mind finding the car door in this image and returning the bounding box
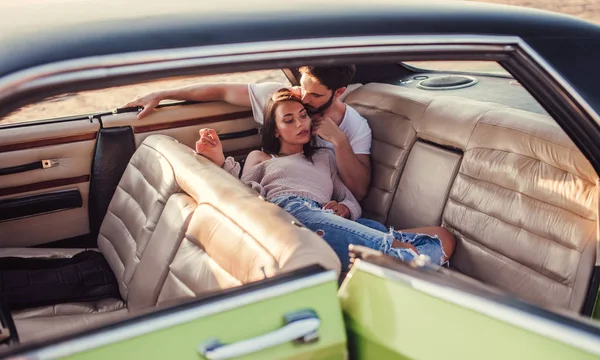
[339,248,600,360]
[0,98,262,249]
[0,118,100,248]
[4,266,347,360]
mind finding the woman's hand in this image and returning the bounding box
[323,201,351,219]
[195,128,225,167]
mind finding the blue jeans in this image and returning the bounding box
[271,195,445,272]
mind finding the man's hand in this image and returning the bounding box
[121,91,165,119]
[323,201,351,219]
[312,117,347,146]
[195,128,225,167]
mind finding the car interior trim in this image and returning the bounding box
[0,161,44,177]
[583,267,600,316]
[218,128,260,141]
[16,268,337,360]
[0,175,90,197]
[0,189,82,222]
[132,110,253,133]
[88,127,136,242]
[0,132,97,153]
[355,259,600,356]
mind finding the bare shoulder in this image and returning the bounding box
[243,150,271,171]
[246,150,270,164]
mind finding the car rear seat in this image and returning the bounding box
[3,134,340,344]
[346,83,599,313]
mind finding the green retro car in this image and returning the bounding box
[1,0,600,359]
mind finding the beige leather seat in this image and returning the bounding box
[4,134,340,344]
[346,83,599,313]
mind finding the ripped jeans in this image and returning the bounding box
[271,195,445,272]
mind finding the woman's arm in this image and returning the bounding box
[195,129,268,197]
[238,151,270,197]
[326,151,362,221]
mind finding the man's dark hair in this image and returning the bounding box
[262,88,317,162]
[298,65,356,90]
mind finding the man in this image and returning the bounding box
[123,65,372,200]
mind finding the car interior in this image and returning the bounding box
[0,60,598,348]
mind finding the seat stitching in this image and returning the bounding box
[368,184,394,194]
[351,99,429,118]
[456,231,574,291]
[104,209,142,263]
[115,185,148,223]
[372,157,404,171]
[464,107,501,150]
[196,203,279,267]
[448,198,580,286]
[466,147,596,187]
[476,121,579,151]
[448,194,583,254]
[372,137,413,150]
[166,269,197,296]
[97,233,129,291]
[458,170,596,222]
[126,161,163,200]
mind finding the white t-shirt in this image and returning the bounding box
[248,82,372,155]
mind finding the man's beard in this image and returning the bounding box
[305,92,335,117]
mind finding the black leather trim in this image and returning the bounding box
[219,128,259,141]
[0,189,82,221]
[88,127,136,242]
[0,161,42,176]
[582,266,600,316]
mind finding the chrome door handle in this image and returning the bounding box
[197,309,320,360]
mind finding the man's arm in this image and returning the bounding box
[332,138,371,201]
[122,83,251,119]
[312,117,371,200]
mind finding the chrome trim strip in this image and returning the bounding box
[355,260,600,356]
[26,270,337,360]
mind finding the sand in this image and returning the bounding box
[1,0,597,125]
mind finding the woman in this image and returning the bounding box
[195,88,455,271]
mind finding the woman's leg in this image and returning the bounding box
[357,218,453,263]
[356,218,420,253]
[402,226,456,262]
[273,196,444,270]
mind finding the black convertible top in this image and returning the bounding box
[2,0,600,112]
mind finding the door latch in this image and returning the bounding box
[42,159,59,169]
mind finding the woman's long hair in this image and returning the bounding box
[262,88,317,162]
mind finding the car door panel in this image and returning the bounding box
[0,189,82,222]
[0,119,99,247]
[339,256,600,360]
[9,267,346,360]
[101,102,261,159]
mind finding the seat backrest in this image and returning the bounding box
[347,83,599,312]
[345,84,433,223]
[441,105,598,312]
[97,138,182,300]
[106,135,341,310]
